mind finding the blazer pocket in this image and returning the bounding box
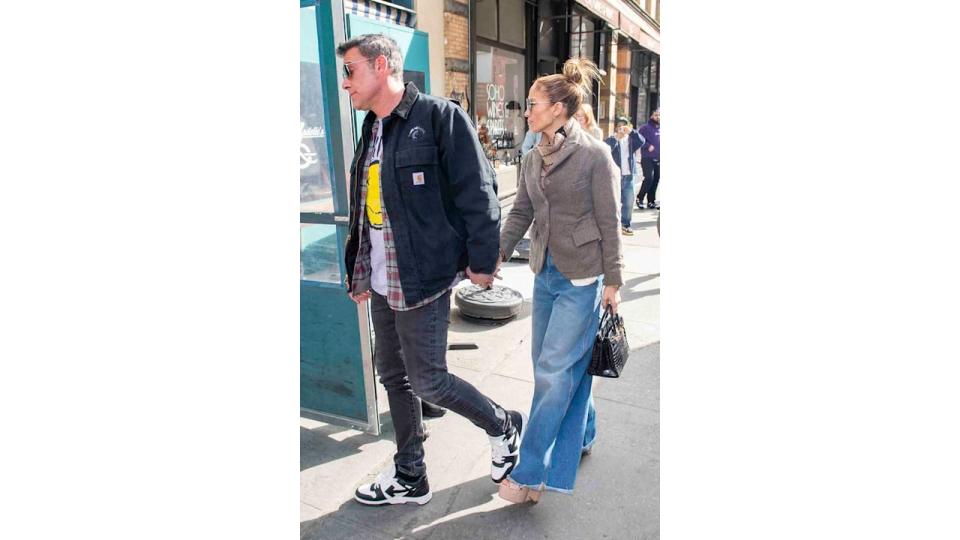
[572,220,601,247]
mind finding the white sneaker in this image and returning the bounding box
[354,465,432,506]
[489,410,526,483]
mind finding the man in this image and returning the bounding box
[338,34,525,507]
[604,117,645,235]
[636,109,660,210]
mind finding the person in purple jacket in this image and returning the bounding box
[635,109,660,210]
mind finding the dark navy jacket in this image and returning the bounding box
[603,130,645,177]
[344,83,501,306]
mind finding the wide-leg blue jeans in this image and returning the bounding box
[508,253,602,493]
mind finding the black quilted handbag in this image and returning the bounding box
[587,305,629,378]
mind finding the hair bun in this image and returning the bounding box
[562,59,584,86]
[534,57,603,119]
[562,57,601,97]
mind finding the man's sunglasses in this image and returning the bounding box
[342,58,372,79]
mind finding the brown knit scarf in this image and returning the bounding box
[536,118,577,190]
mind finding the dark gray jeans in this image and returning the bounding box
[370,290,509,478]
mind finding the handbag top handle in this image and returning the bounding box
[599,304,612,325]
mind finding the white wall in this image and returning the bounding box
[416,0,446,96]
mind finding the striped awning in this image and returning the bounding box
[345,0,417,29]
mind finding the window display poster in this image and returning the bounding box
[475,45,525,159]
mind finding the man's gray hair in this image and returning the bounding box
[336,34,404,80]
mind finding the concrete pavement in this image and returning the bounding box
[301,208,660,540]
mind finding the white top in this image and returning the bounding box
[618,137,631,176]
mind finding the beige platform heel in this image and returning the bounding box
[498,478,542,504]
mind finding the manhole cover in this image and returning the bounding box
[454,284,523,320]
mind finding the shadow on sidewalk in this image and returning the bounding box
[303,454,657,540]
[303,342,660,540]
[302,410,448,472]
[301,475,526,540]
[301,411,395,472]
[631,220,658,232]
[620,273,660,303]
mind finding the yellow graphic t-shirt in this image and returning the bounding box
[365,161,383,229]
[366,119,388,296]
[365,118,384,230]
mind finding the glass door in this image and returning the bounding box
[300,0,378,434]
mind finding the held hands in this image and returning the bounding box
[346,263,505,301]
[602,285,621,315]
[466,265,501,289]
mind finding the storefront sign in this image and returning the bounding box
[484,83,506,134]
[576,0,660,55]
[575,0,619,28]
[617,5,661,54]
[301,121,325,139]
[301,121,324,170]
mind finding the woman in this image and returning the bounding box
[574,102,603,140]
[496,58,624,503]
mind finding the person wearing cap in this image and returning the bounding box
[604,117,645,235]
[635,109,660,209]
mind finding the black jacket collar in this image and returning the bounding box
[363,82,420,129]
[392,82,419,119]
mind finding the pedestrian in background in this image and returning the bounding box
[636,108,660,209]
[604,116,645,235]
[338,33,525,507]
[520,129,541,157]
[574,103,603,140]
[497,57,624,504]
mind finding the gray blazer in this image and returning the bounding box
[500,120,624,287]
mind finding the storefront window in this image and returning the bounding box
[649,57,659,92]
[475,44,526,165]
[300,7,333,214]
[570,14,595,61]
[639,53,650,88]
[635,91,648,125]
[599,30,608,73]
[476,0,497,41]
[538,7,562,60]
[498,0,525,49]
[300,224,340,284]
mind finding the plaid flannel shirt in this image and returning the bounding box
[352,119,461,311]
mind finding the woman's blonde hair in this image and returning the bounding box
[579,103,599,130]
[533,57,603,119]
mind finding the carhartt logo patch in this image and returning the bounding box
[412,172,425,186]
[408,126,425,141]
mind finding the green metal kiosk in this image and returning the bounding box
[300,0,429,435]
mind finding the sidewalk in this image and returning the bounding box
[301,208,660,540]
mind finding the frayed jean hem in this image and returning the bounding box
[505,477,576,495]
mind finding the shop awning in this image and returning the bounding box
[345,0,417,29]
